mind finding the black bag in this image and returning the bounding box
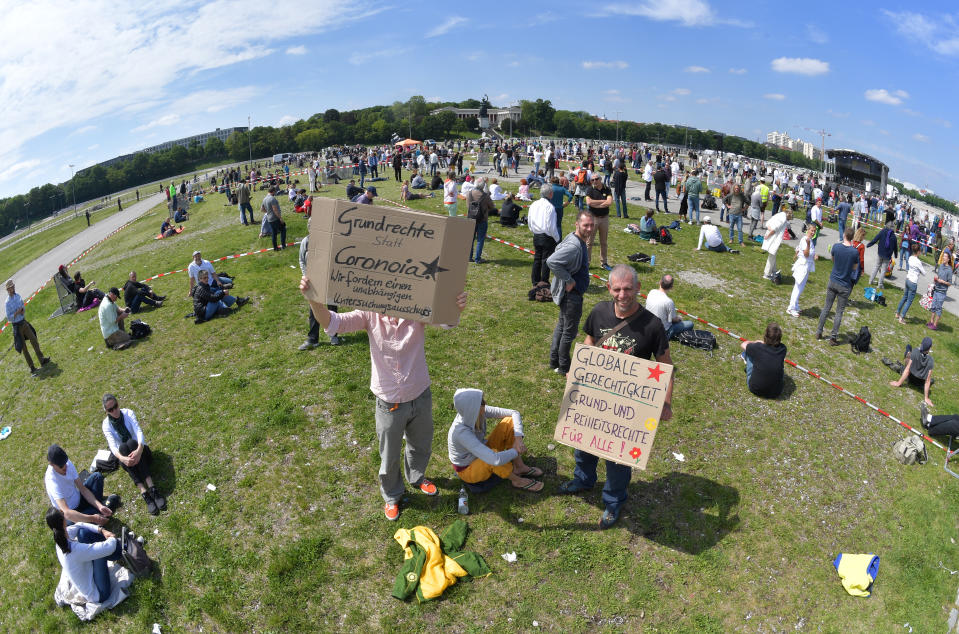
[677,329,717,351]
[121,527,153,579]
[467,193,482,220]
[527,281,552,302]
[627,252,652,263]
[851,326,871,353]
[658,227,673,245]
[130,320,151,339]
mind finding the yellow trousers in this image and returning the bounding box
[456,418,515,483]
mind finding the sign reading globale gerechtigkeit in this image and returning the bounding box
[305,198,474,325]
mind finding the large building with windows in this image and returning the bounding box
[429,106,521,126]
[141,127,247,154]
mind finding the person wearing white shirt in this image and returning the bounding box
[528,184,561,286]
[787,224,817,316]
[643,161,654,201]
[46,508,125,606]
[45,445,119,526]
[696,217,734,252]
[810,199,823,248]
[645,275,693,339]
[460,179,475,197]
[489,179,507,201]
[533,148,543,174]
[443,171,458,216]
[670,160,680,187]
[100,394,166,515]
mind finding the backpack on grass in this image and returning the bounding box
[658,227,673,245]
[850,326,871,353]
[121,527,153,579]
[677,329,716,351]
[130,320,151,339]
[892,436,927,465]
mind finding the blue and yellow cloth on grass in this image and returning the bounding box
[833,553,879,597]
[392,519,491,602]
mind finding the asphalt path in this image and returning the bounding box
[8,192,166,299]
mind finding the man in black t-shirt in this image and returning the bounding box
[740,323,787,398]
[584,174,614,271]
[558,265,674,529]
[122,271,165,313]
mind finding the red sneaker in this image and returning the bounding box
[384,502,400,521]
[417,479,438,496]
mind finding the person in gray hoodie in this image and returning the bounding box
[447,388,544,491]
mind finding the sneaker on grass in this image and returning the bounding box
[416,479,438,496]
[384,502,400,521]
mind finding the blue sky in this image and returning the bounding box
[1,0,957,201]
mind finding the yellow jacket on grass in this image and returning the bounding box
[833,553,880,597]
[392,519,491,602]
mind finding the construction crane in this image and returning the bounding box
[794,126,831,172]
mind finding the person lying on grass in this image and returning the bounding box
[447,388,544,492]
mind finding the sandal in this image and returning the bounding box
[512,478,544,492]
[517,466,544,478]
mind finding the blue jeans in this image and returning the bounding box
[655,189,669,212]
[550,291,583,373]
[741,351,754,384]
[728,214,743,244]
[572,449,631,514]
[666,320,694,339]
[360,172,366,187]
[897,280,918,317]
[614,190,628,217]
[75,526,123,603]
[708,242,730,253]
[816,280,852,339]
[238,202,254,224]
[471,220,488,261]
[204,294,236,320]
[74,472,105,517]
[689,197,701,222]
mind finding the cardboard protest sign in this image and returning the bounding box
[553,344,673,470]
[305,198,474,325]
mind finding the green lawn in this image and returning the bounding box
[1,174,956,632]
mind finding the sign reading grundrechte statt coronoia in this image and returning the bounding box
[305,198,474,325]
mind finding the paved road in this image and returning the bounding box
[8,192,166,299]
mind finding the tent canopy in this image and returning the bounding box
[395,138,421,146]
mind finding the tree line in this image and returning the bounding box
[0,96,859,237]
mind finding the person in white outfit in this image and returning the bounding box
[761,209,792,279]
[787,224,816,316]
[46,507,124,605]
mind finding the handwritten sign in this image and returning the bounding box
[305,198,474,324]
[553,344,673,470]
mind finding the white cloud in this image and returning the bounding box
[728,67,747,74]
[87,144,99,150]
[349,47,408,65]
[901,108,921,117]
[684,65,709,73]
[0,0,380,197]
[883,10,959,56]
[277,115,297,127]
[170,87,262,114]
[861,119,875,126]
[672,88,691,95]
[286,45,307,55]
[69,125,97,137]
[864,88,907,105]
[827,109,849,118]
[763,93,786,100]
[879,129,889,136]
[131,113,181,132]
[663,95,677,102]
[696,97,719,104]
[771,57,830,76]
[806,24,828,44]
[426,16,466,38]
[605,89,620,95]
[605,0,749,27]
[934,118,952,128]
[581,60,629,69]
[913,133,929,142]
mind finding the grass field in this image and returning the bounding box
[1,172,957,632]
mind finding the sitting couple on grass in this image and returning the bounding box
[448,389,544,492]
[192,270,249,323]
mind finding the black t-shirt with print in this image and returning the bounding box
[583,301,668,359]
[585,185,612,218]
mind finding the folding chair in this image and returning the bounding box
[49,275,77,319]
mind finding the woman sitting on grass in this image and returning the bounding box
[46,506,124,608]
[447,388,544,492]
[516,179,531,202]
[58,266,103,309]
[400,181,433,202]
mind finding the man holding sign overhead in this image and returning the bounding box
[557,264,674,529]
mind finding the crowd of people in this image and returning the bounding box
[6,136,958,619]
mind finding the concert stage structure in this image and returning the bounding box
[826,149,889,195]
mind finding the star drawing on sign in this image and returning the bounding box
[419,256,449,280]
[647,363,665,382]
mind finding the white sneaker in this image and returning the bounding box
[786,309,800,317]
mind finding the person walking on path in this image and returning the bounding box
[815,227,859,345]
[866,221,898,289]
[5,278,50,375]
[895,242,924,325]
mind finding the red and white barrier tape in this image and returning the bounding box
[142,241,300,282]
[485,231,947,452]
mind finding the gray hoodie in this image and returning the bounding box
[447,388,524,468]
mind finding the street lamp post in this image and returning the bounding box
[247,116,253,168]
[615,111,621,144]
[69,164,77,218]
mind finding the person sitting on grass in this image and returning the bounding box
[516,179,531,201]
[696,217,739,253]
[410,172,427,189]
[919,402,959,438]
[351,187,377,205]
[45,444,120,527]
[400,181,434,201]
[888,336,934,407]
[345,179,364,200]
[447,388,544,492]
[100,394,167,516]
[192,270,248,324]
[46,506,125,609]
[98,288,133,350]
[173,206,188,223]
[58,266,103,309]
[122,271,164,313]
[499,192,521,227]
[489,178,507,201]
[639,208,658,240]
[740,322,787,398]
[295,194,313,217]
[188,250,232,296]
[159,219,177,238]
